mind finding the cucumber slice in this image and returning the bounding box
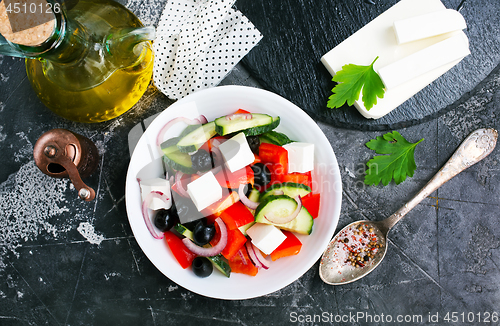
[174,224,232,277]
[161,145,195,174]
[269,116,281,130]
[248,188,261,202]
[259,134,279,145]
[160,137,180,152]
[215,113,276,136]
[261,182,311,201]
[176,122,216,153]
[238,221,255,236]
[179,124,202,139]
[254,195,313,235]
[259,131,294,146]
[174,223,194,238]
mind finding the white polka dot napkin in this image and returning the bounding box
[153,0,263,100]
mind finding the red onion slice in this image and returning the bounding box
[245,241,270,270]
[196,115,208,124]
[156,117,200,147]
[237,249,248,265]
[141,190,170,239]
[182,218,228,257]
[265,195,302,224]
[175,171,189,198]
[225,113,253,121]
[210,146,223,167]
[238,184,259,210]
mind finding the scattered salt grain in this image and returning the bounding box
[77,222,105,245]
[0,161,70,270]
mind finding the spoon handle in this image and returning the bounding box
[381,128,498,232]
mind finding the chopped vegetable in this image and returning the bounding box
[301,193,320,219]
[220,200,255,229]
[140,110,322,278]
[238,183,259,210]
[211,225,248,260]
[141,190,170,239]
[192,257,213,278]
[215,166,254,189]
[202,191,239,217]
[327,57,385,111]
[245,241,270,269]
[182,218,228,257]
[265,195,303,224]
[229,245,258,276]
[258,143,288,174]
[277,171,312,188]
[364,131,424,186]
[270,231,302,261]
[156,117,201,148]
[164,231,197,269]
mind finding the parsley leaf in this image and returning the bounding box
[327,57,385,110]
[364,131,424,186]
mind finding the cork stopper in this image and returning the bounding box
[0,0,56,46]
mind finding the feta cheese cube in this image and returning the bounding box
[246,223,287,255]
[218,132,255,173]
[283,142,315,173]
[186,171,223,211]
[140,178,172,210]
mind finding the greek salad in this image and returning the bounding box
[137,109,321,278]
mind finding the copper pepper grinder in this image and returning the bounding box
[33,129,99,201]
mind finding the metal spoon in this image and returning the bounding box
[320,128,498,285]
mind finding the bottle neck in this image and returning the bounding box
[3,3,88,64]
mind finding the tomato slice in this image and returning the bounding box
[219,201,255,230]
[228,243,259,276]
[210,222,248,260]
[202,191,239,217]
[215,166,254,189]
[278,171,312,188]
[302,193,320,219]
[164,231,197,269]
[270,231,302,261]
[258,143,288,174]
[233,109,251,114]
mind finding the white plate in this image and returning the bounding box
[125,85,342,300]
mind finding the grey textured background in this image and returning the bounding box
[0,0,499,325]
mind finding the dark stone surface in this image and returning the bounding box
[235,0,500,130]
[0,0,499,325]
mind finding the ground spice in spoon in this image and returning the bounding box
[321,223,380,272]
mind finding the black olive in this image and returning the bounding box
[191,149,214,171]
[171,194,203,224]
[244,183,252,197]
[182,217,206,231]
[251,163,272,190]
[193,220,216,246]
[192,257,213,278]
[154,208,179,232]
[246,136,260,154]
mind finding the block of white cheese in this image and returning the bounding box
[321,0,469,119]
[378,34,470,90]
[246,223,287,255]
[218,132,255,173]
[283,142,314,173]
[186,171,223,211]
[394,9,467,44]
[140,178,172,210]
